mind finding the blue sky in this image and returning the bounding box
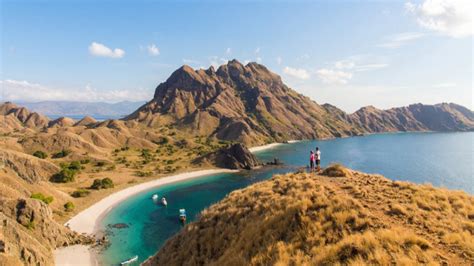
[1,0,472,112]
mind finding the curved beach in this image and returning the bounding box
[54,142,283,265]
[54,169,237,265]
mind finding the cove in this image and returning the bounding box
[99,132,473,265]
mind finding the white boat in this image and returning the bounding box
[120,255,138,265]
[179,208,186,223]
[161,197,168,206]
[151,194,158,200]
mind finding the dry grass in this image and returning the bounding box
[144,170,473,265]
[322,163,350,177]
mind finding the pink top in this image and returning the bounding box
[310,154,315,161]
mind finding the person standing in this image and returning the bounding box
[309,151,315,172]
[315,147,321,171]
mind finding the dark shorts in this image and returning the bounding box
[310,160,315,168]
[316,160,320,165]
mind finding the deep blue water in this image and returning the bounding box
[99,132,473,265]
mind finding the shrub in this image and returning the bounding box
[50,168,76,183]
[64,201,75,212]
[96,161,106,167]
[68,161,82,171]
[52,149,70,159]
[91,178,114,190]
[71,189,90,198]
[136,171,153,177]
[32,150,47,159]
[80,159,90,164]
[30,193,54,205]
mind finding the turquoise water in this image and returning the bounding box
[99,132,473,265]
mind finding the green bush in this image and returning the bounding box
[90,178,114,190]
[50,168,76,183]
[135,171,153,177]
[71,189,90,198]
[64,201,75,212]
[96,161,106,167]
[80,159,90,164]
[52,149,70,159]
[32,150,47,159]
[68,161,82,171]
[30,193,54,205]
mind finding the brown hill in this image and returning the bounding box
[144,166,474,265]
[126,61,474,146]
[0,102,50,129]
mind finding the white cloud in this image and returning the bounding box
[209,56,228,69]
[405,0,473,38]
[226,47,232,55]
[283,66,310,80]
[316,69,353,84]
[256,57,262,63]
[88,42,125,58]
[0,79,152,102]
[147,44,160,56]
[316,55,388,84]
[377,32,425,48]
[254,47,260,54]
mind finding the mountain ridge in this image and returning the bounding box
[125,60,474,146]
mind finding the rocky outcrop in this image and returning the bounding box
[126,61,474,146]
[0,198,91,266]
[195,143,261,169]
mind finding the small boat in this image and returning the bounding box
[120,255,138,265]
[161,197,168,206]
[151,194,158,200]
[179,208,186,223]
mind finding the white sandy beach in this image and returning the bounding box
[248,143,283,152]
[54,169,237,265]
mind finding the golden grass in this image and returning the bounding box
[144,171,473,265]
[322,163,350,177]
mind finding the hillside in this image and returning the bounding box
[126,60,474,146]
[145,166,474,265]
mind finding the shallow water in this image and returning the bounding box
[99,132,473,265]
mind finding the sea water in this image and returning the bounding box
[99,132,473,265]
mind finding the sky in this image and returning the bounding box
[1,0,472,112]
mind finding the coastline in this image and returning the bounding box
[55,141,298,265]
[54,168,237,266]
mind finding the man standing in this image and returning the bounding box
[315,147,321,171]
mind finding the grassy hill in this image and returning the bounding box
[144,165,474,265]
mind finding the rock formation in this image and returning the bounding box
[195,143,261,169]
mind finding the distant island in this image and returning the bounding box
[1,60,473,265]
[18,100,145,120]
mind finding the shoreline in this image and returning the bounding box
[55,141,298,265]
[54,168,237,266]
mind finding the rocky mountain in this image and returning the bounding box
[195,143,261,170]
[19,101,145,119]
[126,60,474,146]
[144,166,474,265]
